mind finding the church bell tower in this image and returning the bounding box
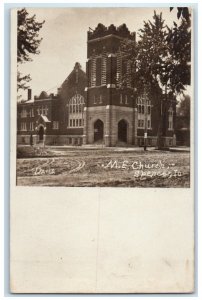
[83,23,138,146]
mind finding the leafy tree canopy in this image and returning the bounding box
[170,7,190,24]
[120,11,170,95]
[17,8,45,90]
[120,9,191,96]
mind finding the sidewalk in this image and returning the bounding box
[169,147,190,152]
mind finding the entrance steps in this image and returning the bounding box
[36,141,45,147]
[82,143,105,148]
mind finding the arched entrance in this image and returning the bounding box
[118,119,128,143]
[38,126,44,141]
[94,119,104,142]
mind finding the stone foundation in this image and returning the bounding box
[136,135,176,147]
[17,134,37,145]
[17,134,83,146]
[17,133,176,148]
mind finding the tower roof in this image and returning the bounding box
[88,23,133,40]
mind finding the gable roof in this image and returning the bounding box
[37,115,51,123]
[60,62,87,89]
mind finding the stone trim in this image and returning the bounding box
[86,106,108,112]
[107,84,116,88]
[108,105,134,112]
[108,53,116,58]
[87,85,107,90]
[88,34,122,43]
[86,105,135,112]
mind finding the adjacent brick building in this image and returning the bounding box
[17,23,176,147]
[17,62,87,146]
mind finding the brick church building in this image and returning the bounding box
[17,23,176,147]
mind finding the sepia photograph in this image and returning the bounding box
[15,7,192,187]
[9,5,195,294]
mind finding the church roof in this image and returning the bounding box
[39,115,51,123]
[39,91,49,99]
[60,62,87,90]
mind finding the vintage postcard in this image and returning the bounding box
[10,7,194,293]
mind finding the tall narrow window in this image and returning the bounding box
[30,122,34,131]
[53,121,59,129]
[126,61,132,88]
[116,50,122,87]
[120,94,123,104]
[20,122,27,131]
[125,95,128,104]
[91,56,96,87]
[168,107,173,130]
[21,108,27,118]
[101,52,107,85]
[45,106,48,115]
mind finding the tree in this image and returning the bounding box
[17,8,45,91]
[120,11,170,96]
[120,11,176,149]
[119,10,191,148]
[170,7,190,24]
[166,9,191,93]
[120,9,191,95]
[17,72,31,91]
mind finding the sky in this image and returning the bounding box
[17,7,180,100]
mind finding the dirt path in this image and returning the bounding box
[16,148,190,187]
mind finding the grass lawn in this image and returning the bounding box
[16,146,190,187]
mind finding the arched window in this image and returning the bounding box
[137,93,152,129]
[68,93,85,128]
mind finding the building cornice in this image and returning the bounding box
[88,34,123,43]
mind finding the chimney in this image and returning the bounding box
[28,89,32,100]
